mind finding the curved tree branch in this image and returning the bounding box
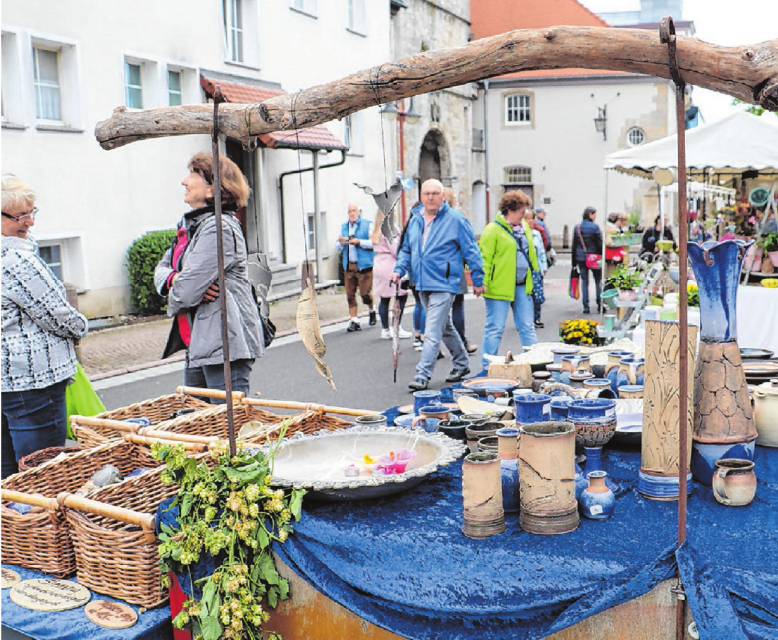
[95,26,778,150]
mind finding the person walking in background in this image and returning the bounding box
[479,190,539,371]
[2,175,89,478]
[641,215,677,257]
[534,207,556,267]
[155,152,262,400]
[571,206,604,314]
[392,179,484,391]
[370,211,411,340]
[337,203,377,332]
[443,187,477,355]
[526,209,548,328]
[604,212,629,282]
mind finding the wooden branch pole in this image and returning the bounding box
[70,415,143,434]
[1,489,59,512]
[175,386,245,401]
[95,26,778,149]
[57,493,156,533]
[243,397,378,417]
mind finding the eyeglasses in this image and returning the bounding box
[1,207,38,222]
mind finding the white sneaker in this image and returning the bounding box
[397,326,412,339]
[381,328,391,339]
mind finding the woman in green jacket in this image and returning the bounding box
[479,190,539,370]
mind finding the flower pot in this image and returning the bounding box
[618,289,637,302]
[513,393,551,424]
[769,250,778,268]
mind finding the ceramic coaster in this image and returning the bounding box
[1,567,21,589]
[9,579,90,611]
[85,600,138,629]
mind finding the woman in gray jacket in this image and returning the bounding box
[155,153,262,400]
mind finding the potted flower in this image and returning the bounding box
[762,231,778,267]
[605,268,644,301]
[559,318,605,346]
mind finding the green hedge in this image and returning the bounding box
[126,229,176,315]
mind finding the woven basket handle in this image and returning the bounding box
[138,428,218,445]
[242,397,377,417]
[57,493,156,532]
[175,386,245,401]
[1,489,59,511]
[122,433,209,452]
[70,415,142,433]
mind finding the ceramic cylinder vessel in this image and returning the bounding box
[616,357,645,388]
[461,452,505,538]
[413,390,441,415]
[618,385,644,399]
[513,393,551,424]
[477,436,499,453]
[464,421,501,453]
[518,421,578,535]
[551,347,580,364]
[496,427,520,514]
[583,378,616,399]
[688,240,757,486]
[579,471,616,519]
[437,419,468,443]
[532,371,552,393]
[412,405,450,434]
[560,355,591,384]
[711,458,756,507]
[639,320,698,500]
[605,351,633,392]
[549,398,573,421]
[754,379,778,447]
[355,414,387,427]
[546,363,563,382]
[568,369,595,389]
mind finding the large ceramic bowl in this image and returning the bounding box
[269,426,467,501]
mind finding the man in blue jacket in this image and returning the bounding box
[392,179,485,391]
[337,203,376,332]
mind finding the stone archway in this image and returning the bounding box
[418,129,451,189]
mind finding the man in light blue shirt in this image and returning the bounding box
[337,203,376,332]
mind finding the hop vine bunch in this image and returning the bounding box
[152,424,305,640]
[559,318,605,346]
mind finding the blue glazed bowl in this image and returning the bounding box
[567,398,617,421]
[549,397,573,421]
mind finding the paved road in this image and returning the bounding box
[95,259,585,413]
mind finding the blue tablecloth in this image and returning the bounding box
[275,441,778,640]
[1,565,171,640]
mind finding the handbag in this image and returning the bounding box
[569,264,581,300]
[65,362,106,439]
[605,246,626,264]
[260,313,276,349]
[531,269,545,305]
[577,225,602,270]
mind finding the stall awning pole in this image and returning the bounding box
[661,17,689,640]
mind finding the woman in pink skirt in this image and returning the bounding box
[371,212,411,339]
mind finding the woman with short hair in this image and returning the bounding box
[2,175,88,478]
[155,152,262,400]
[571,206,604,314]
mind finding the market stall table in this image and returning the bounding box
[737,285,778,355]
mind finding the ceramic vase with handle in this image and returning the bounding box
[711,458,756,507]
[687,240,757,486]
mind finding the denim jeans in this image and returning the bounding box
[416,291,468,380]
[452,293,467,343]
[481,287,537,371]
[184,358,254,404]
[412,288,425,335]
[578,261,602,312]
[2,380,68,479]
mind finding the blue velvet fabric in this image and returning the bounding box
[274,442,778,640]
[1,564,171,640]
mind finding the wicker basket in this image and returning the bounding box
[70,387,243,448]
[0,438,198,578]
[17,445,84,472]
[62,464,181,607]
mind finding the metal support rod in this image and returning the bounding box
[211,86,237,458]
[660,17,689,640]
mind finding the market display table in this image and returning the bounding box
[1,565,171,640]
[275,443,778,640]
[737,285,778,354]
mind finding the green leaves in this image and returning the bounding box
[289,489,305,521]
[125,229,177,316]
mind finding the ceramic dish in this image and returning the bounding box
[393,414,416,428]
[396,404,415,414]
[461,377,520,396]
[269,426,467,501]
[740,348,775,360]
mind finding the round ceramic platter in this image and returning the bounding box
[393,414,416,428]
[744,361,778,376]
[396,404,415,414]
[461,377,520,395]
[440,403,460,413]
[740,348,775,360]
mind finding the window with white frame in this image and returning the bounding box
[39,244,63,281]
[504,166,532,184]
[347,0,366,33]
[125,61,143,109]
[33,46,62,121]
[291,0,318,17]
[627,126,645,146]
[343,114,362,155]
[2,32,23,125]
[505,93,531,125]
[307,213,316,250]
[223,0,244,63]
[168,69,182,106]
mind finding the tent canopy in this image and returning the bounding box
[604,110,778,180]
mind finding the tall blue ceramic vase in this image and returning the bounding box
[687,240,757,485]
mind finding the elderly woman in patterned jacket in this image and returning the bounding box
[155,153,262,401]
[1,175,88,479]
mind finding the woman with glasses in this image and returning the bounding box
[154,153,262,401]
[1,175,88,479]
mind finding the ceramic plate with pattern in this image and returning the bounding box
[540,383,577,398]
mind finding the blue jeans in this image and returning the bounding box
[184,358,254,404]
[481,287,537,371]
[2,380,68,479]
[578,261,602,312]
[412,288,425,335]
[417,292,468,380]
[452,293,467,343]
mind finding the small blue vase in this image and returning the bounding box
[580,471,616,519]
[513,393,551,424]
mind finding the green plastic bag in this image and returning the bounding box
[65,363,106,439]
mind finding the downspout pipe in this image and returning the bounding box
[277,149,347,264]
[483,79,491,223]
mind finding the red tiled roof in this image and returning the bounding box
[470,0,626,81]
[200,75,347,151]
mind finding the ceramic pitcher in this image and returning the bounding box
[754,379,778,447]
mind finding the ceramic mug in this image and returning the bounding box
[712,458,756,507]
[412,405,451,433]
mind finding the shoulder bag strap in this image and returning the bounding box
[576,224,589,254]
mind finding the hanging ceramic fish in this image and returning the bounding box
[297,283,337,391]
[353,177,403,241]
[392,282,402,383]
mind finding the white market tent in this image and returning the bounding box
[604,110,778,180]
